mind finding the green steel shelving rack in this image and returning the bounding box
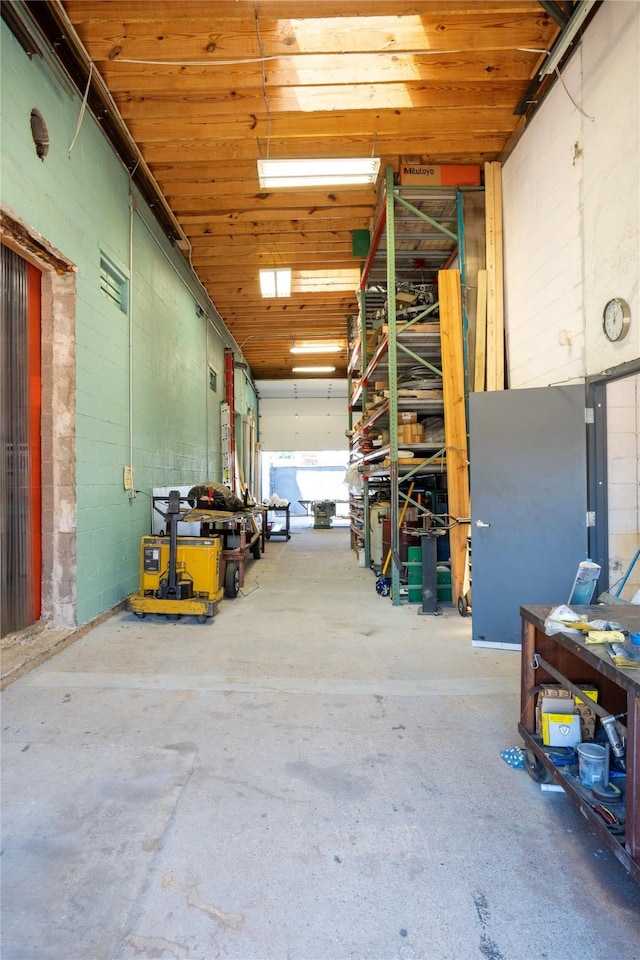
[349,166,482,605]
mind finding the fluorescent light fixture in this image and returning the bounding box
[259,268,291,298]
[292,366,336,373]
[539,0,595,77]
[258,157,380,188]
[290,344,341,354]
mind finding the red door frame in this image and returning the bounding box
[27,263,42,620]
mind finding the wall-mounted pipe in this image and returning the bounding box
[128,192,135,498]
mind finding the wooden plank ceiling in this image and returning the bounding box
[58,0,563,380]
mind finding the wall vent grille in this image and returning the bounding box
[100,254,128,312]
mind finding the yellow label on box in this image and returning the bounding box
[542,712,581,746]
[574,689,598,706]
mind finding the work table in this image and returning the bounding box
[519,604,640,883]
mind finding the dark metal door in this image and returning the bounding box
[1,246,42,637]
[469,385,588,648]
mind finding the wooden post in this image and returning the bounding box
[439,269,470,607]
[484,161,505,391]
[473,268,487,392]
[492,162,505,390]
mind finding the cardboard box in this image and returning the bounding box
[398,424,424,444]
[398,411,418,424]
[535,684,598,742]
[542,712,582,747]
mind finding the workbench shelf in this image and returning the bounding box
[519,604,640,884]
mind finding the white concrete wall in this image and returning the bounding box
[501,1,639,598]
[502,0,639,389]
[606,373,640,598]
[258,397,349,452]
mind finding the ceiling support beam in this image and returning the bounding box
[538,1,570,28]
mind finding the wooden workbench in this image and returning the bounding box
[519,604,640,883]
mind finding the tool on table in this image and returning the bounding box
[567,559,601,605]
[607,641,640,669]
[550,618,626,644]
[600,714,626,767]
[563,771,626,835]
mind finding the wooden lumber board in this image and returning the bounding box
[492,162,505,390]
[438,269,470,606]
[473,268,488,392]
[484,161,497,391]
[383,389,443,399]
[372,322,440,341]
[484,161,505,391]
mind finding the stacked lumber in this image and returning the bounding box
[439,269,471,607]
[481,161,505,391]
[386,388,443,400]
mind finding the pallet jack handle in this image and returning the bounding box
[165,489,182,597]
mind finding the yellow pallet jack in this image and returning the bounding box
[127,490,224,622]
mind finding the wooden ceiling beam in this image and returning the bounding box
[230,322,351,334]
[219,317,355,329]
[189,227,362,243]
[115,81,530,120]
[74,12,555,60]
[206,286,358,301]
[142,134,506,164]
[195,263,362,276]
[185,220,372,237]
[165,180,377,201]
[221,306,357,315]
[193,240,359,253]
[207,302,358,314]
[194,256,360,271]
[150,160,396,184]
[227,334,351,345]
[128,107,517,144]
[65,2,544,23]
[178,206,377,225]
[230,331,351,340]
[97,50,540,93]
[170,193,376,215]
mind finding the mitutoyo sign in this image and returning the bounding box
[399,164,481,187]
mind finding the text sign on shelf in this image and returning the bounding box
[399,164,481,187]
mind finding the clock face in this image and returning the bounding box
[603,298,631,342]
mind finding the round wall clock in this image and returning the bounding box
[602,298,631,342]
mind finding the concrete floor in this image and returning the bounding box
[2,524,639,960]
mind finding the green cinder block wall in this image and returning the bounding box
[1,23,257,625]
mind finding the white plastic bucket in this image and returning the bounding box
[577,742,608,787]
